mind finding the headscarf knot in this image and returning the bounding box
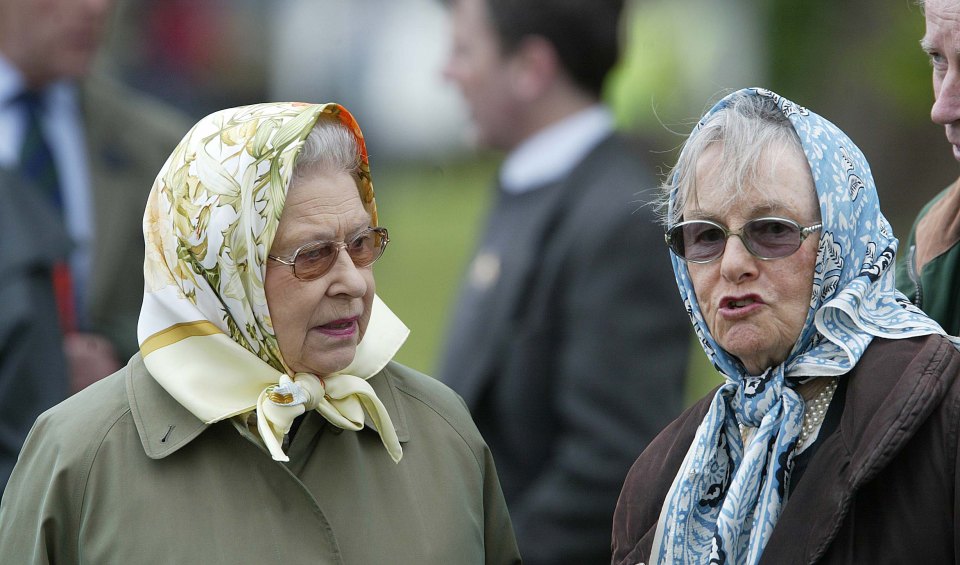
[256,371,402,464]
[734,367,786,428]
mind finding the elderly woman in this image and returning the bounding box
[611,88,960,564]
[0,103,521,564]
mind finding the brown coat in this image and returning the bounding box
[612,334,960,564]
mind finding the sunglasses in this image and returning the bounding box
[268,227,389,280]
[665,217,821,263]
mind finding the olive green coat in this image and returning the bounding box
[0,355,521,564]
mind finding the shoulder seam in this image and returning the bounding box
[75,406,134,548]
[393,386,485,473]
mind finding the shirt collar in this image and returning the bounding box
[499,104,614,194]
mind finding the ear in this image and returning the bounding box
[508,35,561,102]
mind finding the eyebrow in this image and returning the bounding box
[685,201,789,223]
[308,220,371,243]
[279,213,372,252]
[920,36,960,55]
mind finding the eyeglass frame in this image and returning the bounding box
[268,226,389,280]
[664,216,822,264]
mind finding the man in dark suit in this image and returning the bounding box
[0,0,188,489]
[438,0,690,562]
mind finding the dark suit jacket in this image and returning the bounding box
[0,167,71,491]
[439,133,690,564]
[81,75,190,359]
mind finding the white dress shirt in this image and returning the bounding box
[498,104,615,194]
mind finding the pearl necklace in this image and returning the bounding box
[799,377,839,448]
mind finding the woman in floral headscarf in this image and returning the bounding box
[611,88,960,564]
[0,102,521,564]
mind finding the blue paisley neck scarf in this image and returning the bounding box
[650,87,960,565]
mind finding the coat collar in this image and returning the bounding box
[127,354,411,460]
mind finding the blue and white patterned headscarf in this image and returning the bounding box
[650,87,960,565]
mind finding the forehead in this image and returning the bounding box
[924,0,960,37]
[685,141,819,222]
[276,172,370,243]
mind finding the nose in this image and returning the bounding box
[932,70,960,126]
[718,235,759,283]
[325,248,368,298]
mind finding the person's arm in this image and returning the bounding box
[510,210,690,564]
[0,413,82,563]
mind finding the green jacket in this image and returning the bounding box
[0,355,521,564]
[896,183,960,335]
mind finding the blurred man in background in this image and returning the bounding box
[0,0,188,490]
[899,0,960,333]
[438,0,690,562]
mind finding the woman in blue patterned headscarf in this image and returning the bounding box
[611,88,960,564]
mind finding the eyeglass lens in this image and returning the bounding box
[294,228,388,279]
[671,219,804,262]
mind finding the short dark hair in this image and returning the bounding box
[485,0,626,97]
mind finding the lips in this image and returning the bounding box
[314,316,360,337]
[322,319,355,330]
[718,294,764,318]
[726,298,754,309]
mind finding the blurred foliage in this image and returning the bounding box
[766,0,930,125]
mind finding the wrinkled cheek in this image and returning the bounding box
[356,310,372,343]
[698,300,719,340]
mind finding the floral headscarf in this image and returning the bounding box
[651,88,960,564]
[138,102,407,463]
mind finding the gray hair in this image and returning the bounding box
[292,115,362,183]
[659,92,807,226]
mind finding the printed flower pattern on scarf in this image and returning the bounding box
[812,232,843,306]
[142,103,377,370]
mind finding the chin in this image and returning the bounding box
[720,337,775,373]
[300,349,358,376]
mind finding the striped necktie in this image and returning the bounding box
[17,90,76,333]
